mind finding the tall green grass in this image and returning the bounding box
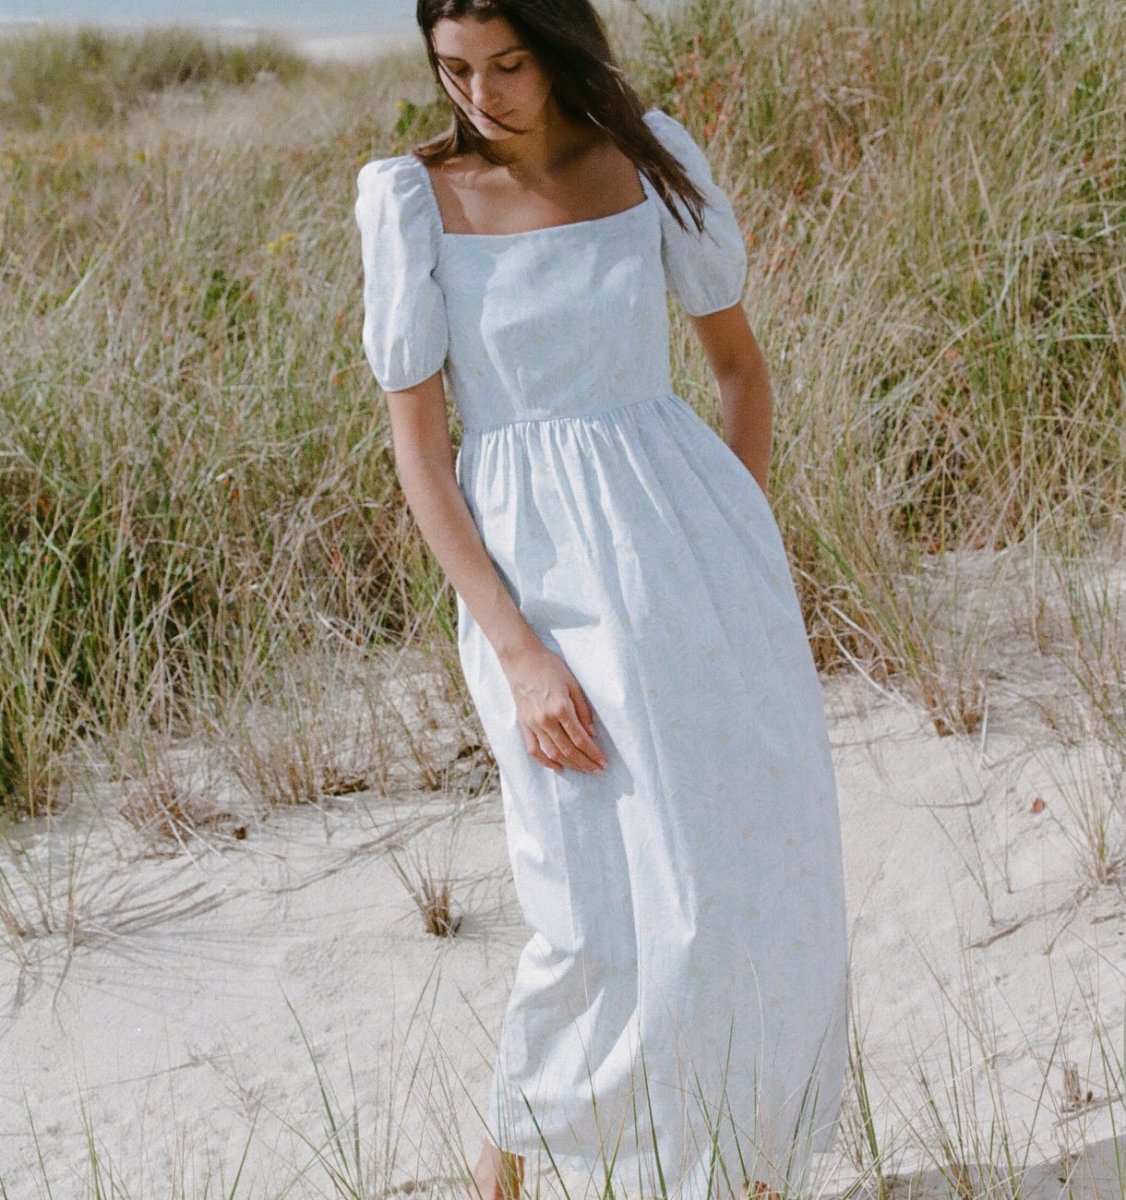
[0,0,1122,815]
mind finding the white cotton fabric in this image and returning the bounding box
[355,108,849,1200]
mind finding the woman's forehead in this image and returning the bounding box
[431,13,524,57]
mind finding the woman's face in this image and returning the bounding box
[430,15,553,141]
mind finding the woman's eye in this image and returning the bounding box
[497,60,523,74]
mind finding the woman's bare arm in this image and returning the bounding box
[381,370,608,774]
[688,304,774,496]
[384,372,539,664]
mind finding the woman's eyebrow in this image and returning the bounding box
[437,44,526,61]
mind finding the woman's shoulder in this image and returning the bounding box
[641,107,682,133]
[352,152,441,255]
[356,152,430,203]
[354,153,442,243]
[354,154,448,393]
[641,108,704,159]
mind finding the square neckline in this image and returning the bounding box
[410,153,653,241]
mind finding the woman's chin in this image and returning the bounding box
[472,117,519,139]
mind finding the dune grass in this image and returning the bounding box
[0,23,310,131]
[0,0,1122,826]
[638,0,1123,684]
[1,6,1123,1196]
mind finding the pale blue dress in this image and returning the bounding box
[355,109,849,1200]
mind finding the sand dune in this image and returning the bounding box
[2,580,1123,1196]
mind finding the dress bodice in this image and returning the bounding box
[355,110,747,432]
[419,189,671,431]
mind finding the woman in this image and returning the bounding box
[354,1,850,1198]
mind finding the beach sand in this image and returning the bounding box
[1,549,1123,1198]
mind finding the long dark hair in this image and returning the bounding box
[413,0,706,233]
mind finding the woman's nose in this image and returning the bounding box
[469,75,499,111]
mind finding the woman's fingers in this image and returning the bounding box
[521,711,605,773]
[570,683,598,737]
[536,726,576,771]
[507,644,608,773]
[521,725,563,771]
[554,712,608,771]
[561,679,608,768]
[536,719,599,773]
[536,685,608,772]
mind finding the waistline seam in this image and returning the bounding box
[460,391,680,436]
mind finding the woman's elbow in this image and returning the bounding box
[691,308,769,386]
[393,441,456,500]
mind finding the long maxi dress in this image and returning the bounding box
[355,109,850,1200]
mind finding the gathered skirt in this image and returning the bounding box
[454,391,850,1200]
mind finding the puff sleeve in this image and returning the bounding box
[643,109,748,316]
[354,156,449,393]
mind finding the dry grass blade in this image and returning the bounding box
[385,837,463,939]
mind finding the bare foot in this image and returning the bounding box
[740,1181,784,1200]
[468,1140,525,1200]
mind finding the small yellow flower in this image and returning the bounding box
[265,230,297,254]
